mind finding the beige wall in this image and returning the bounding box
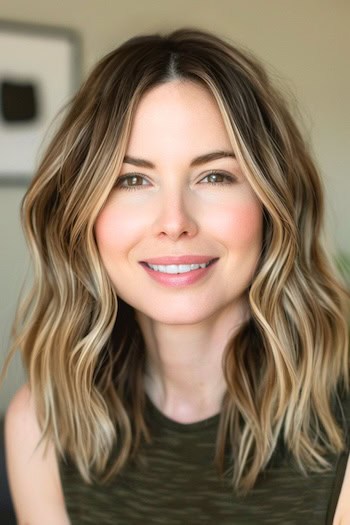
[1,0,349,414]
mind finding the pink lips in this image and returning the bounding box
[139,256,218,287]
[141,255,216,265]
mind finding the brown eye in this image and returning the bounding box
[116,174,150,189]
[200,171,235,184]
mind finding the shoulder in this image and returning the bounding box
[5,383,43,457]
[332,389,350,524]
[6,382,34,432]
[5,383,70,524]
[333,454,350,525]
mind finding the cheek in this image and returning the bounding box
[94,203,144,255]
[209,199,263,249]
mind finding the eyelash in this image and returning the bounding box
[115,171,236,191]
[115,174,150,191]
[200,171,236,185]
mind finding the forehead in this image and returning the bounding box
[126,80,233,159]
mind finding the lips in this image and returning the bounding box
[139,257,219,287]
[140,256,218,274]
[145,261,212,274]
[140,255,218,265]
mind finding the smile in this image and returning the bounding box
[145,262,211,274]
[140,257,218,287]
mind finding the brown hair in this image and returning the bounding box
[4,27,349,493]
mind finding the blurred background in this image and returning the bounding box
[0,0,349,416]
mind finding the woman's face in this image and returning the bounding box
[95,80,263,326]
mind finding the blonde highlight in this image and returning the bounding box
[4,27,349,493]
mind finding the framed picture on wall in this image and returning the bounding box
[0,20,80,184]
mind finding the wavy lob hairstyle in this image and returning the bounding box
[6,28,349,492]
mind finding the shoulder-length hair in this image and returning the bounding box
[5,27,349,492]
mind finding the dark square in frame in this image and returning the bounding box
[1,80,39,122]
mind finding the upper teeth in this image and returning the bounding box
[147,263,209,274]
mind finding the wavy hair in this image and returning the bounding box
[4,28,350,492]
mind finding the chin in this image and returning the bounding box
[135,303,223,327]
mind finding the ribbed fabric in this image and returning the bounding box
[60,393,350,525]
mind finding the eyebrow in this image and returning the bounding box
[123,150,236,168]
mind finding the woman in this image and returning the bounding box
[4,28,350,524]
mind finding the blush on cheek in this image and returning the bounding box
[94,210,116,251]
[238,203,263,242]
[213,201,263,246]
[95,205,148,253]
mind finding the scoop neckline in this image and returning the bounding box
[145,393,221,433]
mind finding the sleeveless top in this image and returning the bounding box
[59,393,350,525]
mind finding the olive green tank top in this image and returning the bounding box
[59,393,350,524]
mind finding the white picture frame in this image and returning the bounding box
[0,20,80,184]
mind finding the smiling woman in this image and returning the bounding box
[3,28,350,525]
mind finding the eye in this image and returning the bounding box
[199,171,236,185]
[115,174,150,190]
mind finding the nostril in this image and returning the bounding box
[155,216,198,240]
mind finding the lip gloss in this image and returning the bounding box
[140,258,218,287]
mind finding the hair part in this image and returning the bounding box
[4,27,349,493]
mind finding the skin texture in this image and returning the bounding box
[95,80,263,421]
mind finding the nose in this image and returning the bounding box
[151,190,199,241]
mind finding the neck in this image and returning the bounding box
[136,302,248,423]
